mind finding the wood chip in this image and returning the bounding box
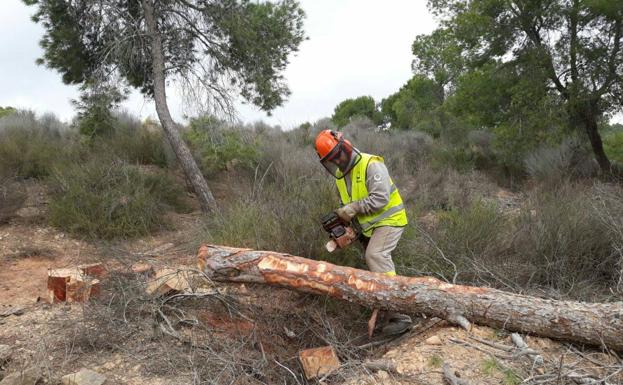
[299,346,341,380]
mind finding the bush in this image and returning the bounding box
[431,145,477,173]
[395,201,508,282]
[0,177,26,223]
[0,106,16,119]
[185,116,260,177]
[592,184,623,294]
[92,112,172,168]
[48,158,190,239]
[202,170,358,265]
[467,130,494,155]
[0,111,73,179]
[73,82,125,138]
[341,116,377,134]
[509,183,618,298]
[604,129,623,165]
[524,139,597,183]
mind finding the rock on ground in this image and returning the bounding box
[0,367,40,385]
[61,369,107,385]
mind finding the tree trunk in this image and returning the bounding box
[584,118,612,175]
[198,244,623,351]
[141,0,218,214]
[576,100,612,175]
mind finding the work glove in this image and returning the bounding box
[335,203,358,223]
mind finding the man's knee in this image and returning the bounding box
[364,226,404,274]
[365,246,395,274]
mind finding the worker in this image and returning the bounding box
[314,129,411,335]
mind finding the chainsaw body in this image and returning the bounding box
[321,211,359,252]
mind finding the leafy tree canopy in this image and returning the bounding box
[412,27,464,92]
[332,96,382,128]
[419,0,623,172]
[24,0,306,112]
[381,75,444,134]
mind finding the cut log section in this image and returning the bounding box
[47,266,101,303]
[146,268,195,296]
[197,244,623,351]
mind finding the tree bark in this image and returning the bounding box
[198,244,623,351]
[577,100,612,175]
[142,0,218,213]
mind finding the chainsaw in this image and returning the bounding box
[321,211,360,252]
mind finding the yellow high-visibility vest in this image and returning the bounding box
[336,153,408,237]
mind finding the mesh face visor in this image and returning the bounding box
[319,138,361,179]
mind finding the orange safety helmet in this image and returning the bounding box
[314,130,360,178]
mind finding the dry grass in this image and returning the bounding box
[28,261,372,384]
[48,158,191,240]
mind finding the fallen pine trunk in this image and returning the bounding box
[197,245,623,351]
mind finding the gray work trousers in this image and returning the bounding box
[362,226,410,326]
[362,226,404,274]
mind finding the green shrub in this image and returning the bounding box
[0,106,16,119]
[92,113,172,168]
[73,82,125,138]
[510,184,618,296]
[191,119,623,301]
[188,119,623,301]
[397,181,623,299]
[48,159,190,239]
[0,178,26,223]
[185,116,259,177]
[341,116,377,134]
[0,111,74,179]
[396,201,507,282]
[523,139,596,183]
[431,145,477,172]
[437,202,506,259]
[592,184,623,295]
[76,104,115,138]
[604,129,623,165]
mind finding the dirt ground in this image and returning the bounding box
[1,180,622,385]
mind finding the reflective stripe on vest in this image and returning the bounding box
[335,153,408,237]
[359,203,405,231]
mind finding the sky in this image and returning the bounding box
[0,0,437,129]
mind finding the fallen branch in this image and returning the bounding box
[198,244,623,351]
[511,333,544,365]
[449,337,513,360]
[362,359,397,373]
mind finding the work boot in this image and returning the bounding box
[381,313,412,336]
